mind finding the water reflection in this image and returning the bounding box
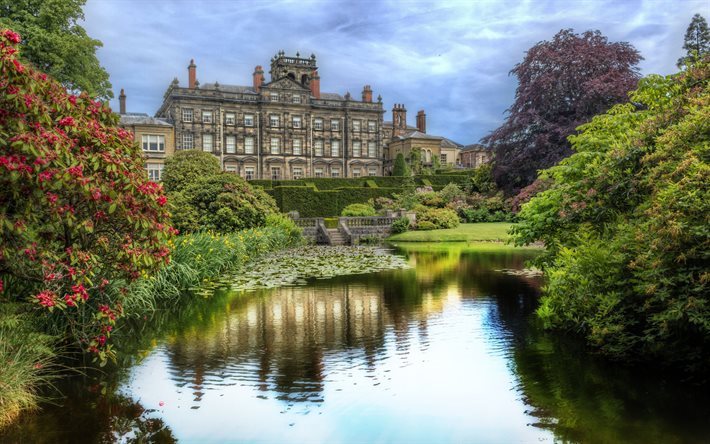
[3,245,709,443]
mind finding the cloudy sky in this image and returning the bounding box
[85,0,708,144]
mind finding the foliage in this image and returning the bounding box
[0,304,57,428]
[265,213,302,245]
[259,174,476,217]
[439,183,465,203]
[415,221,436,231]
[391,216,411,234]
[341,203,376,217]
[161,150,221,193]
[121,225,303,316]
[509,179,551,213]
[0,2,112,100]
[0,30,173,362]
[252,174,473,191]
[170,173,277,234]
[513,60,710,370]
[467,164,497,194]
[414,205,459,230]
[392,153,410,176]
[677,14,710,69]
[483,29,642,194]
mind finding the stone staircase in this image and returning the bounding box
[327,228,347,246]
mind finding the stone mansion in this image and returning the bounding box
[119,51,491,181]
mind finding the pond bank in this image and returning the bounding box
[0,224,302,431]
[387,223,542,250]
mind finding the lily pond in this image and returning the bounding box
[3,243,709,443]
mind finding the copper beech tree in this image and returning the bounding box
[0,29,175,363]
[484,29,642,194]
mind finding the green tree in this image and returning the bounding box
[677,13,710,68]
[0,0,113,100]
[513,60,710,371]
[392,153,409,176]
[171,174,277,234]
[162,150,221,193]
[408,149,423,175]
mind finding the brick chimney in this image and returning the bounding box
[253,65,264,92]
[362,85,372,103]
[416,109,426,133]
[392,103,407,137]
[188,59,196,89]
[310,70,320,99]
[119,88,126,114]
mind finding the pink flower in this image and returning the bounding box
[12,59,24,73]
[67,165,83,177]
[159,401,165,407]
[39,171,55,182]
[156,195,167,206]
[35,290,57,307]
[3,30,21,44]
[58,117,75,127]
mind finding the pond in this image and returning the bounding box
[2,244,709,443]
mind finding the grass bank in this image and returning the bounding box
[0,305,57,429]
[121,221,303,317]
[388,223,515,243]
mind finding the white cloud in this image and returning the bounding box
[84,0,709,143]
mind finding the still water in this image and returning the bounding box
[3,244,709,443]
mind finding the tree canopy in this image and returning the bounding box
[513,58,709,372]
[161,150,221,193]
[0,0,113,100]
[677,13,710,68]
[392,153,410,176]
[484,29,642,194]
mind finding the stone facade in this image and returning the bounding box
[383,103,463,171]
[118,89,175,181]
[459,144,492,168]
[154,52,385,180]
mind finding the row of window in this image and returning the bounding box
[268,92,303,103]
[182,133,378,157]
[181,109,377,132]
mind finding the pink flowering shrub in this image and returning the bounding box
[0,29,174,364]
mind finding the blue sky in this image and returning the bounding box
[85,0,708,144]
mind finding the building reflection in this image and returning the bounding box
[162,247,543,407]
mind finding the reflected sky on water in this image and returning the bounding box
[3,245,708,443]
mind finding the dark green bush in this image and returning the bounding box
[172,174,277,233]
[415,206,459,229]
[162,150,221,193]
[391,217,411,234]
[417,221,437,231]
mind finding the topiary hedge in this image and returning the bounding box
[255,173,478,217]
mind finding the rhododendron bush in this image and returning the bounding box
[0,29,174,363]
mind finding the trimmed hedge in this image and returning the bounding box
[256,173,478,217]
[252,174,472,191]
[268,186,403,217]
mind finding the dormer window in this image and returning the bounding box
[292,95,301,104]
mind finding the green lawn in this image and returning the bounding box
[387,222,515,243]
